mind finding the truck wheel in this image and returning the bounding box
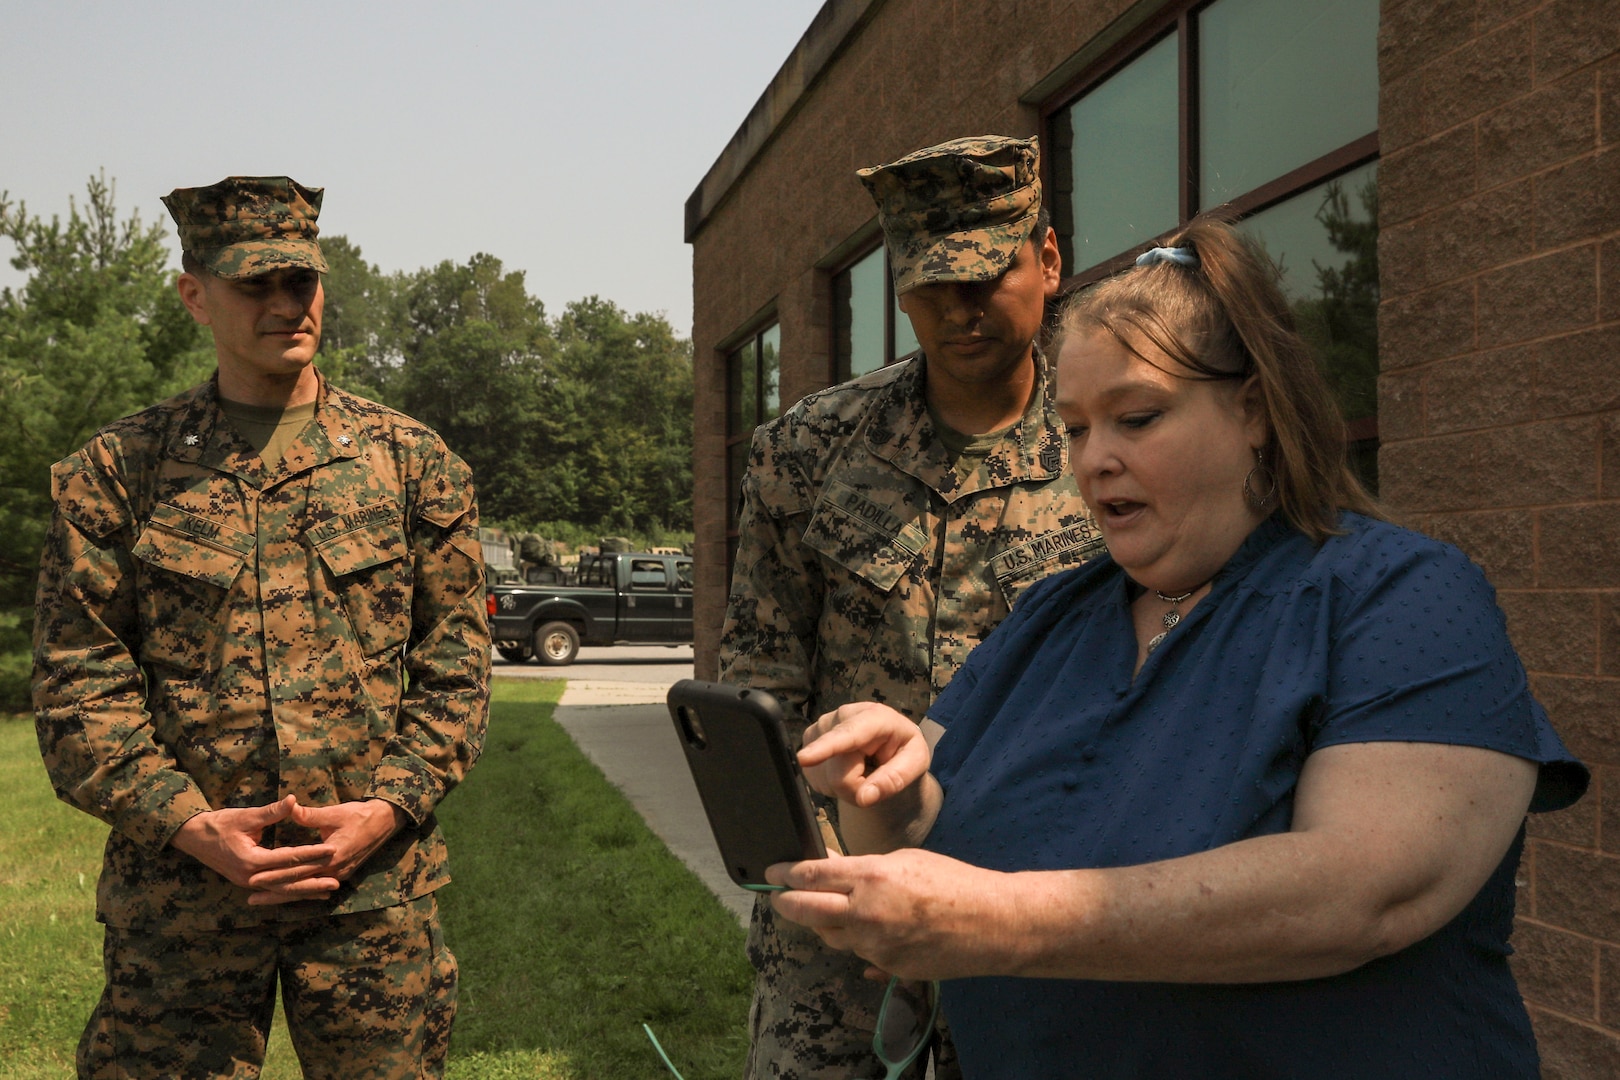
[533,621,580,666]
[496,644,532,664]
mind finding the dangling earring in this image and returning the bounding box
[1243,447,1277,511]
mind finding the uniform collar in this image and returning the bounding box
[863,345,1068,498]
[165,371,363,488]
[281,375,364,478]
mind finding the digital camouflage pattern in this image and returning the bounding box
[720,350,1101,1079]
[162,176,329,279]
[33,372,491,933]
[857,135,1041,294]
[721,352,1101,736]
[78,895,455,1079]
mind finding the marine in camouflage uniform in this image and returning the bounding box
[32,176,489,1079]
[720,137,1103,1079]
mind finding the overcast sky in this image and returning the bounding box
[0,0,827,337]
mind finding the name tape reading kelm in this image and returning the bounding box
[148,504,255,556]
[172,514,223,541]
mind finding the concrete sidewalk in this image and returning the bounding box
[550,679,755,925]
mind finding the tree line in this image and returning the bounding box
[0,174,694,707]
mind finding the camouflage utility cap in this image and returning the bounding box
[858,135,1041,294]
[163,176,328,279]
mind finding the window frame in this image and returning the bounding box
[1040,0,1380,293]
[828,238,919,385]
[722,316,782,553]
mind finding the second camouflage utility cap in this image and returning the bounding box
[857,135,1041,294]
[162,176,328,280]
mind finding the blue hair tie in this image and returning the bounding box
[1136,246,1198,269]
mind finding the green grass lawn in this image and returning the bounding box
[0,678,751,1079]
[0,710,121,1079]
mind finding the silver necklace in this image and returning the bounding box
[1145,588,1196,654]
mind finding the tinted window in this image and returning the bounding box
[1064,32,1180,267]
[1199,0,1378,206]
[629,560,669,589]
[844,246,887,378]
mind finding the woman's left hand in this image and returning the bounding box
[765,848,1021,981]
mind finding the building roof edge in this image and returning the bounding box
[684,0,887,243]
[1019,0,1175,105]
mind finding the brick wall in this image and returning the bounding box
[1376,0,1620,1072]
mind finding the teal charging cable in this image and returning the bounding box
[642,1023,686,1079]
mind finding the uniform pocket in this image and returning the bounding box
[130,504,254,672]
[799,482,931,691]
[307,505,412,658]
[801,479,928,593]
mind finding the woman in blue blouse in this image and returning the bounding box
[767,220,1588,1078]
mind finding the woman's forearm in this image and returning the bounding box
[783,824,1492,984]
[1001,831,1414,983]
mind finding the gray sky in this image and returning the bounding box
[1,0,826,337]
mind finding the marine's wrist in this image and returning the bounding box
[363,797,409,832]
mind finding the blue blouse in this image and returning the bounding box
[925,514,1587,1079]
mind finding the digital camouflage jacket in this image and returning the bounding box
[719,349,1103,742]
[33,374,490,932]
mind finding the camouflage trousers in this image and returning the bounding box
[744,897,960,1080]
[77,894,456,1080]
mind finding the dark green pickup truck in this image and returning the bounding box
[485,551,694,666]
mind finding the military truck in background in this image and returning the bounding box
[486,550,694,665]
[515,532,570,584]
[478,529,597,586]
[479,528,520,584]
